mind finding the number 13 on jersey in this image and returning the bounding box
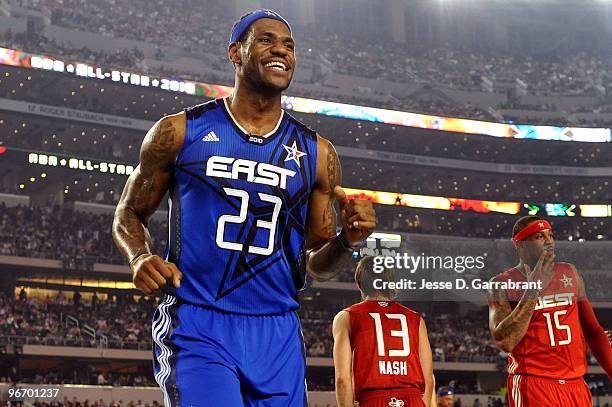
[370,313,411,376]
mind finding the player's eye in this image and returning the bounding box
[285,42,295,50]
[260,37,272,44]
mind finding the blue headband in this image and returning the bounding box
[437,389,454,397]
[230,10,291,45]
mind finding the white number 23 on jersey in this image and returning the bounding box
[215,187,282,256]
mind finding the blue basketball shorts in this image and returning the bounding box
[152,294,307,407]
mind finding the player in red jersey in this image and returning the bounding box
[488,215,612,407]
[333,256,434,407]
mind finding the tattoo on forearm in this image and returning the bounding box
[307,140,348,280]
[113,207,151,260]
[322,204,335,237]
[322,142,340,236]
[327,141,338,192]
[492,288,538,349]
[113,119,176,262]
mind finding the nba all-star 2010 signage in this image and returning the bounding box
[0,46,610,142]
[2,148,610,217]
[27,151,134,175]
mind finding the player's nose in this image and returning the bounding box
[269,41,289,56]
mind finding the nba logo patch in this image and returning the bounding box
[378,301,389,307]
[388,397,404,407]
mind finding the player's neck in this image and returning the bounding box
[515,259,535,276]
[227,87,283,136]
[515,262,527,277]
[364,295,394,302]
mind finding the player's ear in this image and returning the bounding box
[228,42,242,66]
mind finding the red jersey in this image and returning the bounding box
[495,262,586,380]
[345,300,425,402]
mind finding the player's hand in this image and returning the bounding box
[131,254,182,295]
[334,185,377,246]
[606,330,612,347]
[524,244,555,291]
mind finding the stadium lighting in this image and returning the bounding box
[29,177,35,182]
[18,184,24,189]
[41,173,47,178]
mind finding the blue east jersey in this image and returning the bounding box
[163,98,318,315]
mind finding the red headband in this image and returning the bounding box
[512,220,552,242]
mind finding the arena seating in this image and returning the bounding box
[2,2,612,125]
[2,65,611,169]
[2,202,612,271]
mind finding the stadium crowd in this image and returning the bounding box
[2,287,607,398]
[0,204,166,265]
[0,288,502,362]
[375,205,612,243]
[1,370,156,387]
[7,0,612,96]
[0,395,162,407]
[0,289,155,350]
[1,3,612,125]
[2,203,612,280]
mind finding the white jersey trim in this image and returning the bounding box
[223,97,285,138]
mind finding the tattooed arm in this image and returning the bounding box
[487,249,555,352]
[112,113,185,294]
[305,136,377,281]
[487,285,537,353]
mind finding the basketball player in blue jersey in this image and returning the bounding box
[112,10,377,407]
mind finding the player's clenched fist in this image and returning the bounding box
[130,254,182,295]
[334,185,377,245]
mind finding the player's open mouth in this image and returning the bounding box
[264,60,289,71]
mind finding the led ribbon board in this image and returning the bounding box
[3,148,611,217]
[343,187,612,218]
[1,47,610,142]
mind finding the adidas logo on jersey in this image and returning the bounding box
[202,131,219,142]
